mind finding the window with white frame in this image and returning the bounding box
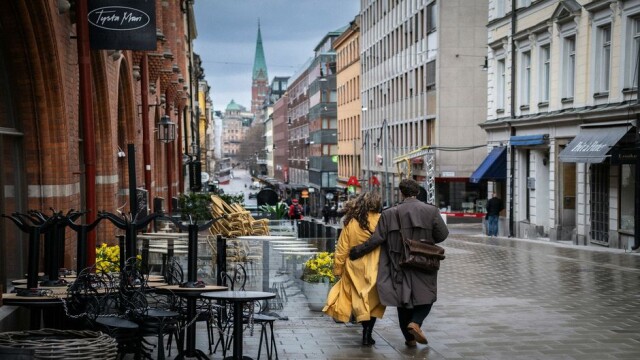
[625,16,640,90]
[496,0,505,18]
[519,0,532,8]
[539,44,550,103]
[520,50,531,107]
[595,24,612,94]
[496,57,506,110]
[562,35,576,99]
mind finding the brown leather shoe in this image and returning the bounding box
[405,340,417,347]
[407,322,428,344]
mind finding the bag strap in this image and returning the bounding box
[394,205,405,241]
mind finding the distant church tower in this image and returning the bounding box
[251,20,269,120]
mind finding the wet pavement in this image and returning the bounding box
[139,169,640,359]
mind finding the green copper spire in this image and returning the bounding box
[252,19,268,80]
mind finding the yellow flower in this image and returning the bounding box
[302,252,335,283]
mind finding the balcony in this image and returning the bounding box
[309,129,337,145]
[308,156,337,172]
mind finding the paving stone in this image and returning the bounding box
[126,225,640,359]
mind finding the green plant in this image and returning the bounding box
[219,193,245,205]
[96,243,120,273]
[301,252,335,283]
[259,203,288,220]
[178,192,213,221]
[95,243,142,273]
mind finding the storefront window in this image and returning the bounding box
[620,164,635,232]
[435,179,487,213]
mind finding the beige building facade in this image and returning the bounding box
[483,0,639,248]
[360,0,488,211]
[335,16,362,193]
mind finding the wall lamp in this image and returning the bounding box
[157,115,176,143]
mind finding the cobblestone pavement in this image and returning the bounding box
[153,171,640,358]
[138,225,640,359]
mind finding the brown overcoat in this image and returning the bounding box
[351,198,449,308]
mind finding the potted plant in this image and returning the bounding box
[259,203,288,220]
[300,252,335,311]
[178,192,213,221]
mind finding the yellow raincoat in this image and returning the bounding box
[322,212,386,322]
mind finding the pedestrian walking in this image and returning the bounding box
[322,204,331,224]
[485,192,504,237]
[329,203,338,224]
[349,179,449,347]
[323,191,385,346]
[288,198,303,220]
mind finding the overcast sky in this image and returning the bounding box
[193,0,360,112]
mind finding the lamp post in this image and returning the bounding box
[157,114,176,212]
[189,107,202,193]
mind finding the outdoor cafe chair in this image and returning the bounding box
[62,265,145,359]
[120,258,183,360]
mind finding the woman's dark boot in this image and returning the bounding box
[361,320,373,346]
[362,318,376,346]
[367,317,377,345]
[362,326,371,346]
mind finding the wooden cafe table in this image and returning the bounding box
[3,285,69,329]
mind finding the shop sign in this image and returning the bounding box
[610,148,637,165]
[88,0,156,50]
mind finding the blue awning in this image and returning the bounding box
[510,134,549,146]
[469,147,507,183]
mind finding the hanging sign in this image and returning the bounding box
[88,0,157,50]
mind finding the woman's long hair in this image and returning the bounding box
[342,191,382,232]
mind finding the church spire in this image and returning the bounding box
[252,19,268,81]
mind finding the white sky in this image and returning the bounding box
[193,0,360,112]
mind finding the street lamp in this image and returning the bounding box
[157,115,176,143]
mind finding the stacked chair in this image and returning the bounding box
[210,195,270,237]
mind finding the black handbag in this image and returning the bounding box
[395,208,445,272]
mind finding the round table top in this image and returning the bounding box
[147,275,165,282]
[279,251,319,256]
[2,292,65,305]
[200,290,276,302]
[154,284,228,293]
[236,235,297,241]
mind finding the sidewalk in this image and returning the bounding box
[135,222,640,359]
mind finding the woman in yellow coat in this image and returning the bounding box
[323,191,385,346]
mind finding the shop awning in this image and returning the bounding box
[558,126,631,163]
[469,147,507,183]
[509,134,549,146]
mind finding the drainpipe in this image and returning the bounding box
[166,92,174,213]
[141,54,152,203]
[508,1,517,238]
[633,40,640,250]
[76,0,96,264]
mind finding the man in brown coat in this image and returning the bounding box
[350,179,449,346]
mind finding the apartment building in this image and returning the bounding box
[360,0,488,211]
[335,16,363,194]
[483,0,639,248]
[221,99,252,164]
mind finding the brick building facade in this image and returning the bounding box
[0,1,194,286]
